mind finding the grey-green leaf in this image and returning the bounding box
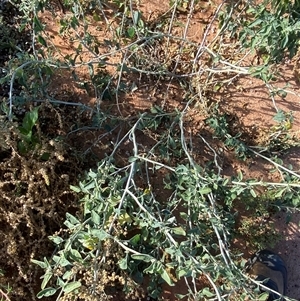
[63,281,81,293]
[37,287,57,298]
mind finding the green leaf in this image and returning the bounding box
[237,170,243,181]
[292,197,300,207]
[150,106,158,113]
[127,27,135,38]
[90,229,109,241]
[65,213,80,225]
[70,185,81,193]
[22,107,39,132]
[93,13,101,21]
[63,281,81,293]
[38,35,47,47]
[33,16,44,32]
[286,214,292,224]
[48,235,64,245]
[57,277,65,287]
[118,258,128,270]
[129,234,141,246]
[68,249,82,262]
[199,187,212,195]
[37,287,57,298]
[248,18,263,29]
[258,292,269,300]
[250,189,257,198]
[276,89,287,98]
[201,287,215,297]
[179,212,188,221]
[133,10,141,25]
[52,254,71,267]
[64,220,76,229]
[88,63,94,77]
[40,152,51,161]
[62,270,73,280]
[41,272,53,290]
[91,210,101,225]
[143,261,156,273]
[273,110,286,123]
[80,180,96,192]
[88,170,97,178]
[177,268,188,278]
[275,189,285,198]
[171,227,186,236]
[131,254,153,262]
[42,64,53,75]
[31,259,48,269]
[160,267,174,286]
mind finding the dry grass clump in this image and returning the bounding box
[0,104,83,300]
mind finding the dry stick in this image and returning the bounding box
[199,134,223,176]
[70,34,164,68]
[0,289,11,301]
[91,203,111,295]
[195,0,245,65]
[231,180,300,188]
[33,98,90,107]
[166,0,178,49]
[103,118,178,247]
[135,156,175,172]
[207,193,231,268]
[250,148,300,180]
[91,157,132,295]
[203,46,249,73]
[193,1,226,70]
[128,10,292,301]
[183,276,196,300]
[180,97,248,297]
[8,59,94,121]
[114,239,151,256]
[71,28,121,105]
[129,63,249,77]
[207,191,245,297]
[178,100,228,299]
[163,0,195,107]
[115,48,130,116]
[109,124,132,158]
[170,0,195,75]
[104,115,190,252]
[107,113,178,241]
[265,82,279,112]
[179,98,209,181]
[96,0,115,33]
[126,191,178,248]
[107,113,146,235]
[192,1,248,101]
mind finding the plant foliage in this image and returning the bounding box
[1,0,300,300]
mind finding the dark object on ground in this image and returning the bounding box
[246,249,287,300]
